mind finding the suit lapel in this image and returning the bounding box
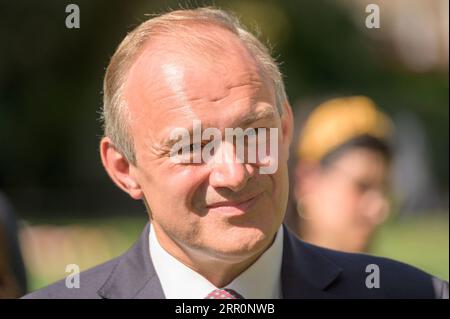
[281,224,342,298]
[97,223,165,299]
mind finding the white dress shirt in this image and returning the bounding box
[149,223,284,299]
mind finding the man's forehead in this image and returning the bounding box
[125,54,267,122]
[123,25,276,143]
[130,46,260,96]
[125,24,263,93]
[127,34,261,86]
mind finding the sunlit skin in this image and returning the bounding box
[100,25,293,287]
[295,148,390,253]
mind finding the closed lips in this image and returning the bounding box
[207,192,261,208]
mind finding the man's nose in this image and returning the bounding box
[208,142,256,192]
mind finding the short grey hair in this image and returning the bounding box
[101,7,288,164]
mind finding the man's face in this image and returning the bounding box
[123,28,292,262]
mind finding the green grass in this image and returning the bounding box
[371,213,449,281]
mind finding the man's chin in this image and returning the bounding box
[204,228,273,260]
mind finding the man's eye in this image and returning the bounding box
[356,181,371,193]
[180,143,204,154]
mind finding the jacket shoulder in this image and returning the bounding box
[304,242,446,298]
[21,257,120,299]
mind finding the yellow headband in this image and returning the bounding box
[297,96,393,162]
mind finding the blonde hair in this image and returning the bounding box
[298,96,393,162]
[101,7,287,164]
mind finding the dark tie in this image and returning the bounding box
[205,288,245,299]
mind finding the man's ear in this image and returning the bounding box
[100,137,143,200]
[280,100,294,156]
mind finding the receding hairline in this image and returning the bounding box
[101,8,287,164]
[125,21,270,91]
[121,20,278,131]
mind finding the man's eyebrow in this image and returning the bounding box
[160,134,187,151]
[238,108,277,127]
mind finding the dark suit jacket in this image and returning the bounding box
[23,223,448,299]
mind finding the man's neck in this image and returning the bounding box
[151,223,275,288]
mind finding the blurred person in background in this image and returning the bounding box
[0,192,27,298]
[291,96,393,253]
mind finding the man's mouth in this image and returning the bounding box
[206,192,263,215]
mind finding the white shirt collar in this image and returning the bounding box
[149,223,284,299]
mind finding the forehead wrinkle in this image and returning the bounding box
[184,70,264,104]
